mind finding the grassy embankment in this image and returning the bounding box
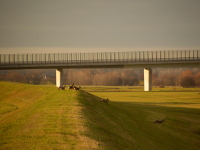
[0,82,98,149]
[0,82,200,150]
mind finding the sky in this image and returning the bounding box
[0,0,200,54]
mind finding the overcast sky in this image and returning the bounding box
[0,0,200,54]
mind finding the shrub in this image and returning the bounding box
[180,71,196,88]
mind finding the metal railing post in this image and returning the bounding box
[193,50,194,60]
[139,51,140,62]
[135,51,136,62]
[13,54,15,65]
[143,51,144,62]
[114,52,115,62]
[45,53,46,64]
[9,54,10,65]
[80,53,82,63]
[189,50,190,60]
[160,51,161,61]
[156,51,157,62]
[32,54,33,64]
[23,54,24,65]
[54,53,55,64]
[110,52,111,63]
[164,51,165,61]
[185,50,187,61]
[180,50,182,61]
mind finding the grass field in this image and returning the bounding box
[0,82,200,150]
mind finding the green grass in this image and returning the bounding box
[0,82,98,149]
[81,86,200,149]
[0,82,200,149]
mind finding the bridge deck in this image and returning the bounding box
[0,50,200,69]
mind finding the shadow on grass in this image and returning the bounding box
[77,90,200,150]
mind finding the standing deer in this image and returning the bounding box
[68,83,74,90]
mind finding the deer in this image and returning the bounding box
[101,98,109,103]
[68,83,74,90]
[154,119,165,124]
[74,86,81,91]
[58,85,66,90]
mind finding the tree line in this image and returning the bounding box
[0,68,200,88]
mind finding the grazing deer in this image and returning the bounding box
[154,119,165,124]
[74,86,81,91]
[68,86,73,89]
[58,86,66,90]
[101,98,109,103]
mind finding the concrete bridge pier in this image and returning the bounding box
[56,68,63,87]
[144,68,152,91]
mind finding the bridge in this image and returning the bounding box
[0,50,200,91]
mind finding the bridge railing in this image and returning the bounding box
[0,50,199,66]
